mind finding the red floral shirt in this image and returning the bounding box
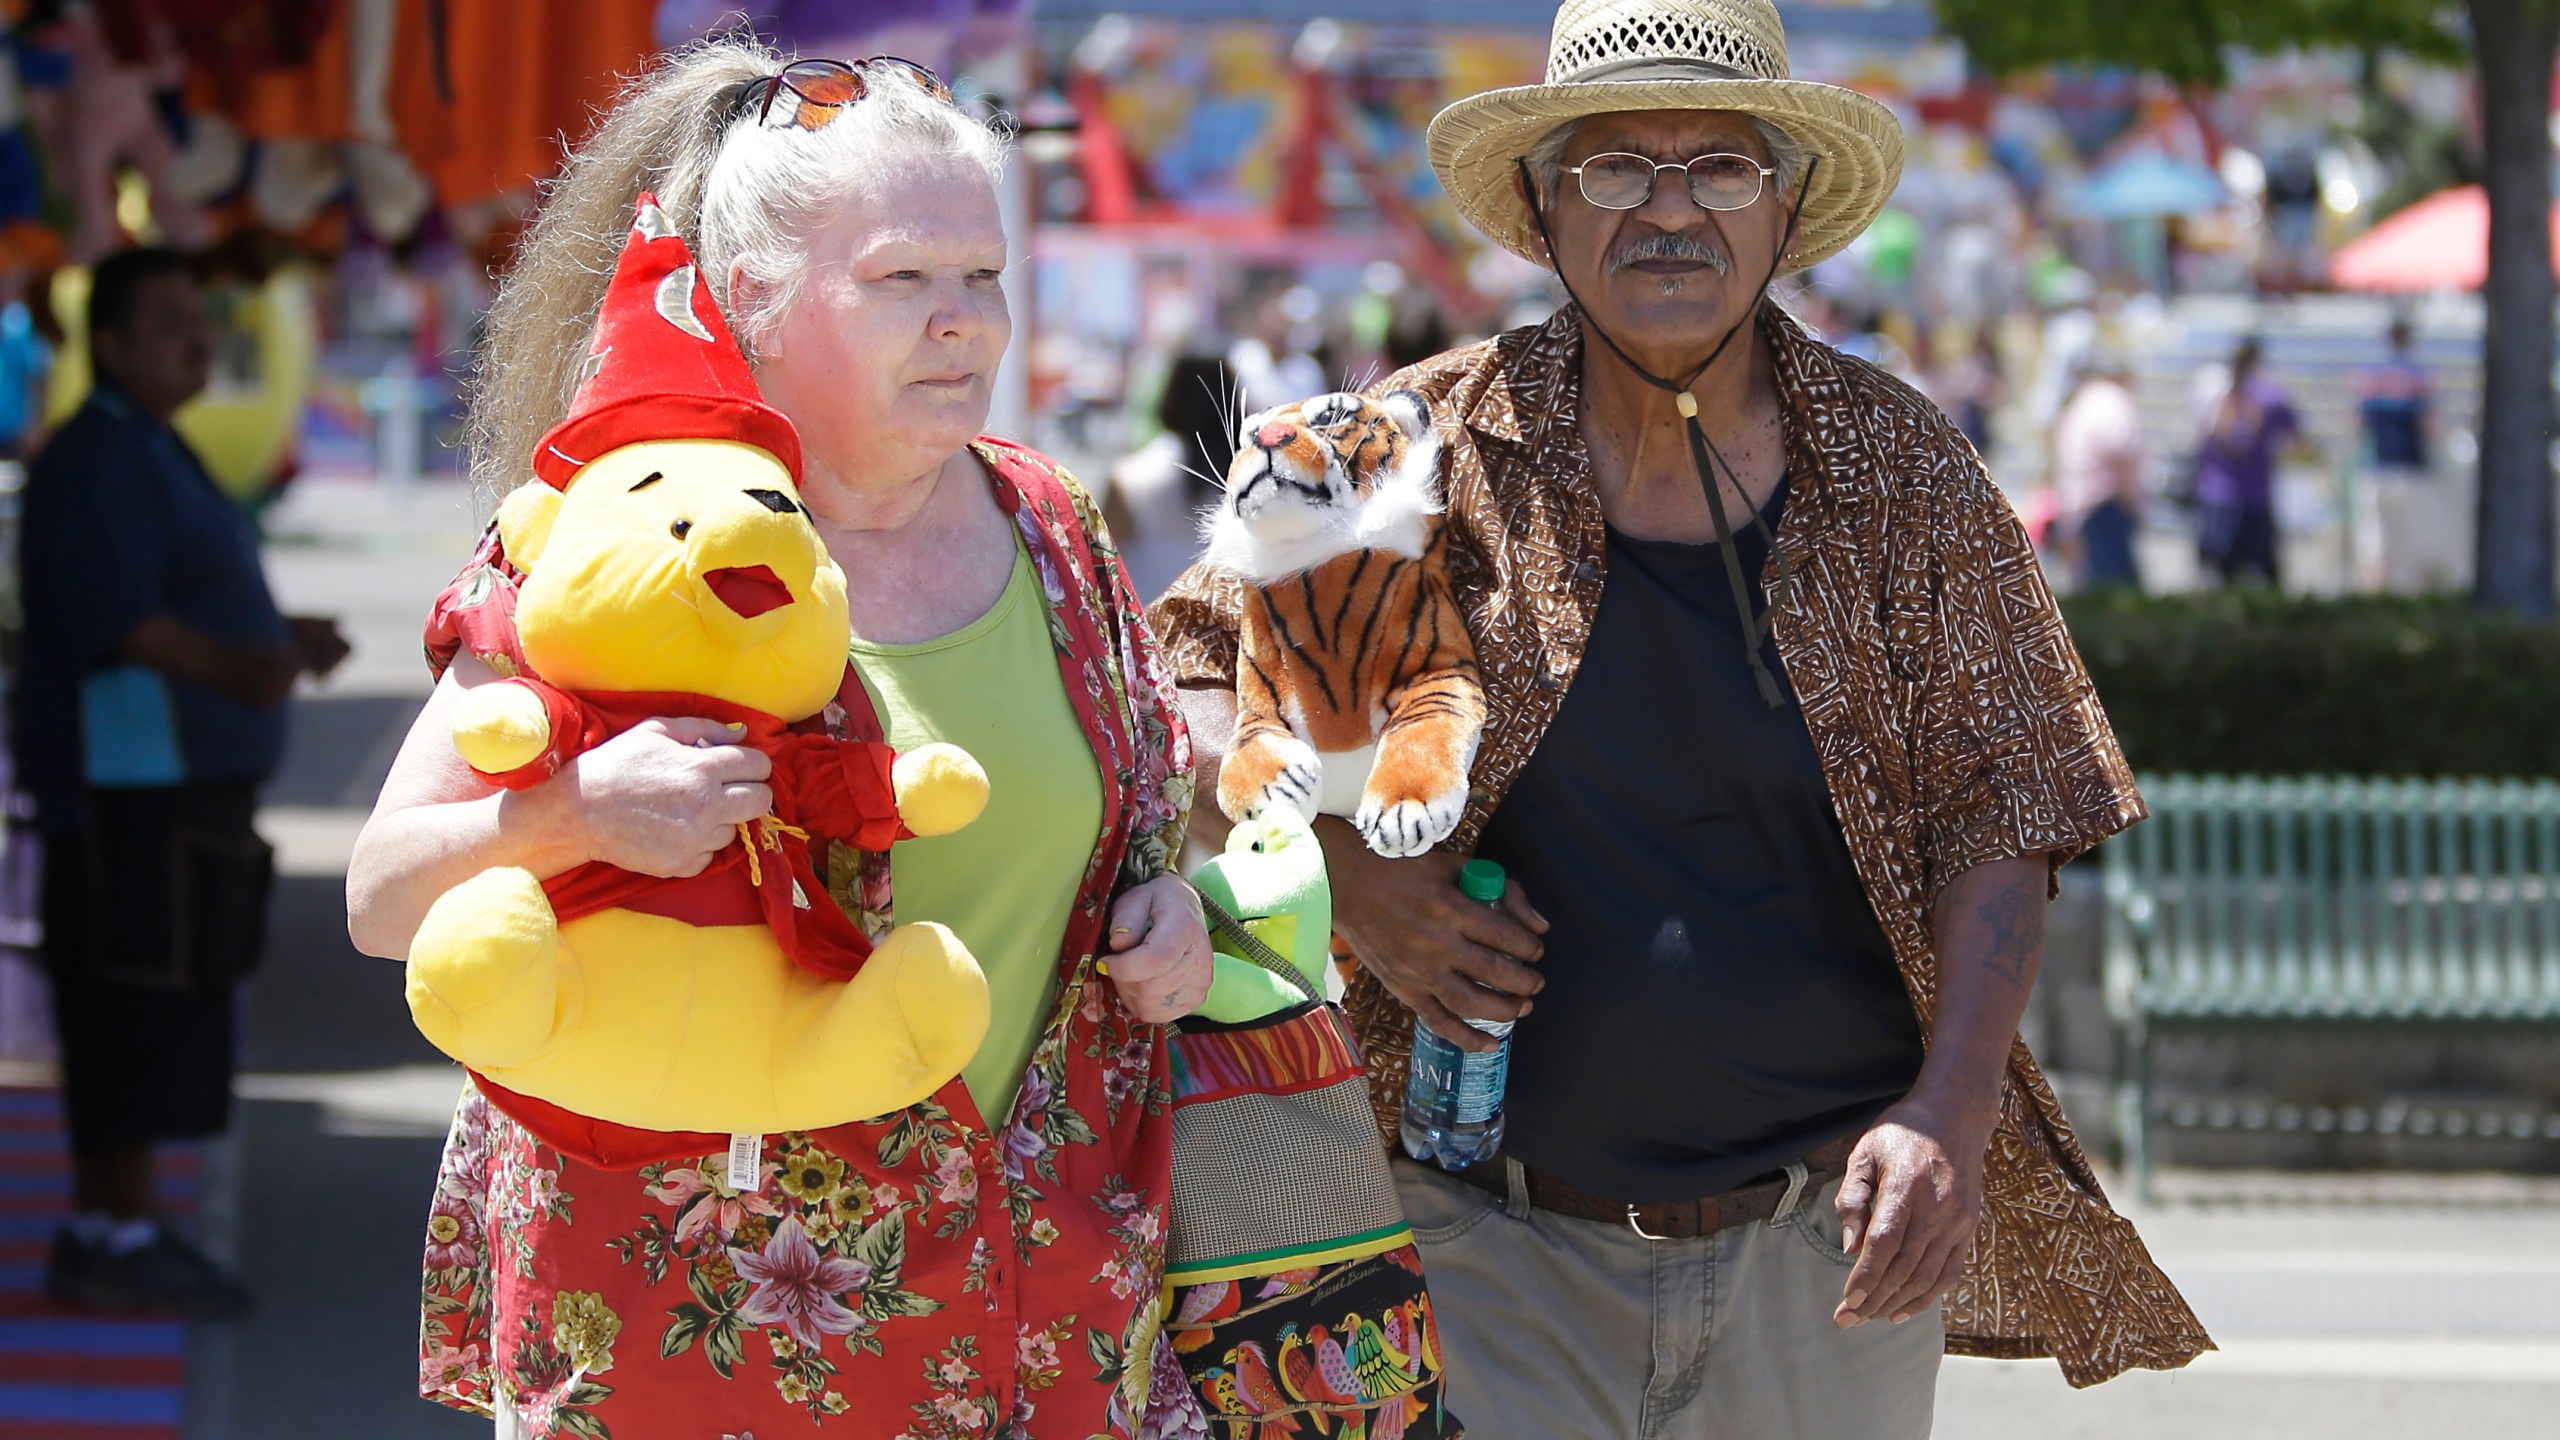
[414,441,1200,1438]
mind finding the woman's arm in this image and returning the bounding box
[346,652,777,960]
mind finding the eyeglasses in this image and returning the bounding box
[736,56,955,131]
[1562,152,1779,212]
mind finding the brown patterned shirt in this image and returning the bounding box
[1151,304,2210,1386]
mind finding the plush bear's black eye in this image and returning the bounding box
[670,519,692,540]
[742,488,800,515]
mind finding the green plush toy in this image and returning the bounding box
[1187,808,1335,1023]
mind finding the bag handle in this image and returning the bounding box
[1194,888,1322,1006]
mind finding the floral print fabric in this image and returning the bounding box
[417,440,1197,1436]
[1151,307,2212,1388]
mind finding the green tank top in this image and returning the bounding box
[849,543,1106,1125]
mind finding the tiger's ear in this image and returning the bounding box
[1378,389,1432,442]
[496,483,563,572]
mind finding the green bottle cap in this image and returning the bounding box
[1457,858,1507,906]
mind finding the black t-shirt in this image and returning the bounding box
[1473,478,1925,1202]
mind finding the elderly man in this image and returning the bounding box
[1153,2,2208,1436]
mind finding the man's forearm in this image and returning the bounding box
[118,613,299,707]
[1908,854,2048,1131]
[1178,685,1238,853]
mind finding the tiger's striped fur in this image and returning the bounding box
[1207,391,1485,858]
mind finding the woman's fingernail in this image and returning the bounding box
[727,722,746,731]
[1096,961,1111,976]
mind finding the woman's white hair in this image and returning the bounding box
[464,37,1008,504]
[702,60,1007,351]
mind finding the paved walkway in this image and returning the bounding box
[0,1090,197,1438]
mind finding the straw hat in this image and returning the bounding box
[1429,0,1906,271]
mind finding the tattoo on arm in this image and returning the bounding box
[1975,877,2042,989]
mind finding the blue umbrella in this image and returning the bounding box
[2060,152,2228,221]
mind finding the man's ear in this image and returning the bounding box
[496,483,563,571]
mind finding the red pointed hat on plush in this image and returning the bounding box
[531,193,802,489]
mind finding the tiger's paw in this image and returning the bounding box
[1218,733,1323,825]
[1354,781,1467,858]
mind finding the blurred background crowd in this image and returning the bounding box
[0,0,2512,607]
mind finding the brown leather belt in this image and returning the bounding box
[1444,1135,1858,1240]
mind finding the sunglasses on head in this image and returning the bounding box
[735,56,955,132]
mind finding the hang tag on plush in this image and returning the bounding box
[728,1133,763,1192]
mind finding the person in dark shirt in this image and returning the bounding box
[2357,317,2458,592]
[10,249,347,1317]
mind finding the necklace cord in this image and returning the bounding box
[1516,151,1821,708]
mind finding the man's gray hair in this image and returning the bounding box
[1525,105,1807,211]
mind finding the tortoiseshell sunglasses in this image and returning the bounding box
[735,56,954,131]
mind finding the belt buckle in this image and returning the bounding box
[1624,1203,1673,1242]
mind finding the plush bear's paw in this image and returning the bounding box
[795,922,991,1123]
[406,867,565,1068]
[893,743,991,837]
[1354,782,1468,859]
[451,683,554,776]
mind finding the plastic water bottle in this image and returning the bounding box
[1399,858,1516,1170]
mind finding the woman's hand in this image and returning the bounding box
[1323,821,1546,1052]
[558,717,775,879]
[1102,875,1213,1023]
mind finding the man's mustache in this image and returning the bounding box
[1609,231,1732,275]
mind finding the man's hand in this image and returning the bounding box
[1101,875,1213,1023]
[1324,823,1547,1051]
[1833,1094,1992,1328]
[287,615,352,679]
[1829,852,2048,1328]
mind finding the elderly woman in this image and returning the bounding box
[347,40,1207,1436]
[1155,2,2208,1437]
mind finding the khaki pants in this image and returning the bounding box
[2363,465,2470,594]
[1395,1157,1942,1440]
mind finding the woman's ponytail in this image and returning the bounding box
[463,35,780,506]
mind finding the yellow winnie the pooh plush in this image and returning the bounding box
[405,195,993,1159]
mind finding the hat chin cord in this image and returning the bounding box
[1515,153,1820,709]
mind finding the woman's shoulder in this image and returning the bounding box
[424,521,530,681]
[972,436,1110,540]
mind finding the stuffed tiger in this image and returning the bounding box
[1203,389,1485,858]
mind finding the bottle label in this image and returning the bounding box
[1408,1028,1468,1120]
[1452,1045,1508,1125]
[1407,1022,1510,1128]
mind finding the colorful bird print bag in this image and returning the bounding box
[1166,812,1463,1436]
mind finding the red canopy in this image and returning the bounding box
[2330,185,2560,292]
